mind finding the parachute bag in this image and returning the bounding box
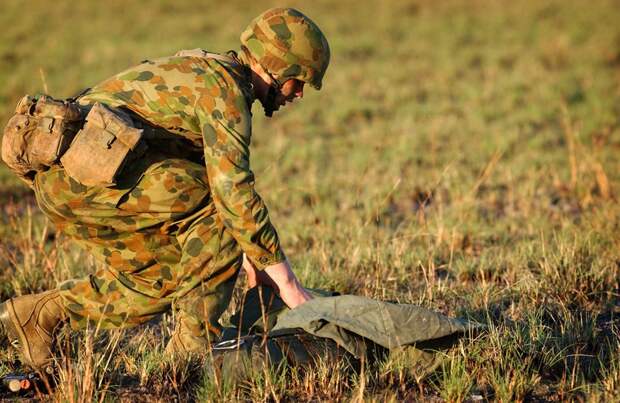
[60,102,147,187]
[1,95,83,187]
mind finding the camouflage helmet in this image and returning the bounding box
[240,8,330,90]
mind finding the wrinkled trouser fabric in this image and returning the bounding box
[33,156,242,337]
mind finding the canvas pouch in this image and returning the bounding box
[60,102,147,187]
[1,94,83,187]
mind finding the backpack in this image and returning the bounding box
[2,51,238,188]
[1,95,83,187]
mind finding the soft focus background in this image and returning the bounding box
[0,0,618,400]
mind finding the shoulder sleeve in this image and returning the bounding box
[195,68,286,269]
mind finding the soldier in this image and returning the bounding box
[0,7,330,371]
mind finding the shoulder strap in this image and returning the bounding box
[173,48,237,65]
[68,87,91,102]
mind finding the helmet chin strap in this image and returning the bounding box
[263,85,278,117]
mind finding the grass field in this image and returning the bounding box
[0,0,619,401]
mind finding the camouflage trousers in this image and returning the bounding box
[32,155,242,337]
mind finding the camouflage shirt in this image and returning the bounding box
[79,52,285,269]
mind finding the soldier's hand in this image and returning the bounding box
[243,255,312,309]
[262,260,313,309]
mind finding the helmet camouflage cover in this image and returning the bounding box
[240,8,330,90]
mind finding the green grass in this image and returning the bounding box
[1,0,619,400]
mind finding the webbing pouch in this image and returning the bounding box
[60,102,147,187]
[1,94,83,187]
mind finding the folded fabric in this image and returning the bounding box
[272,294,480,357]
[207,287,483,384]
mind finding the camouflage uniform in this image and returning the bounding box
[33,53,286,336]
[0,8,330,357]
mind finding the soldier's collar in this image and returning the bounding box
[227,50,255,110]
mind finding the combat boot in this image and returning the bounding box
[0,290,67,371]
[164,311,212,358]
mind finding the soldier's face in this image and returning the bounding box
[276,78,304,105]
[249,60,305,116]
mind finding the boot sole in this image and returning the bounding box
[0,299,35,366]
